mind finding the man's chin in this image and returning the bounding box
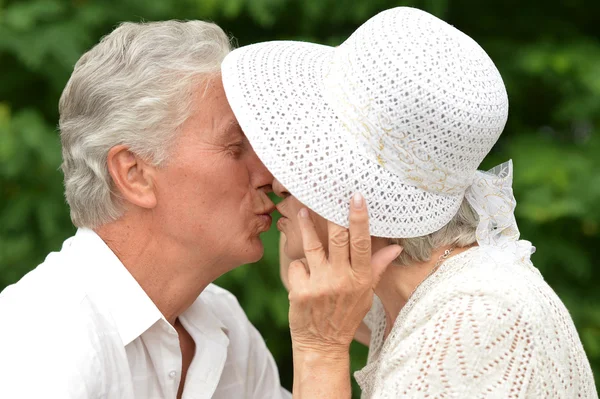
[241,239,265,264]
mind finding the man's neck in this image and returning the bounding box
[95,217,222,325]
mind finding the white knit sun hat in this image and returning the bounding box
[222,7,509,238]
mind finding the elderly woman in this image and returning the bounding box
[222,7,597,398]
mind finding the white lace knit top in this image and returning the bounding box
[355,245,597,398]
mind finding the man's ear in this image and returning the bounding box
[107,145,157,210]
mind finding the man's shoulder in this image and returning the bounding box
[0,289,111,397]
[0,243,125,394]
[0,238,87,313]
[0,234,119,350]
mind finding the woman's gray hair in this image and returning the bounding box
[389,198,479,266]
[59,20,232,228]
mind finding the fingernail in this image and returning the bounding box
[353,193,364,209]
[298,208,309,219]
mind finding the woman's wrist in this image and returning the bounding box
[292,339,350,357]
[292,348,351,399]
[293,345,350,364]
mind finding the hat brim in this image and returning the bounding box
[222,41,462,238]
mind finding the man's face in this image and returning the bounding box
[151,76,275,271]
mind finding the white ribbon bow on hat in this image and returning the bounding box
[465,160,536,263]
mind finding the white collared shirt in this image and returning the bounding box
[0,228,291,399]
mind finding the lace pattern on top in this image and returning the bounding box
[354,246,597,398]
[355,247,478,396]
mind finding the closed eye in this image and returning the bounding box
[227,141,245,158]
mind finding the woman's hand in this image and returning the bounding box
[288,193,401,353]
[288,193,401,398]
[280,232,373,347]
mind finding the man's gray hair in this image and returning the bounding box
[389,198,479,266]
[59,20,232,228]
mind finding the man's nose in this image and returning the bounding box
[273,178,290,198]
[248,147,273,193]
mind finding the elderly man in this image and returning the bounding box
[0,18,393,399]
[0,21,288,399]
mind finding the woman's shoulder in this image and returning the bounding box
[400,243,582,352]
[404,244,547,326]
[377,245,595,399]
[438,244,543,297]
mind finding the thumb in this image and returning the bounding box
[370,245,402,288]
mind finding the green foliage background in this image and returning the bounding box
[1,0,599,395]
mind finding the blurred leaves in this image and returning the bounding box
[1,0,599,396]
[3,0,65,31]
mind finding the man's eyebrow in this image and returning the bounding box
[222,120,243,139]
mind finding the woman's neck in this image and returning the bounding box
[371,239,475,339]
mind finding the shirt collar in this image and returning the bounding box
[181,294,230,347]
[73,228,163,346]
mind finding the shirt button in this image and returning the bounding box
[169,370,178,379]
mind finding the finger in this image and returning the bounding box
[327,220,350,268]
[297,208,328,273]
[279,233,292,291]
[348,193,372,276]
[371,245,403,288]
[288,258,310,292]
